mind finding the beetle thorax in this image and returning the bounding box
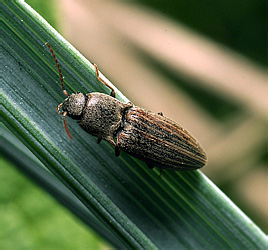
[78,93,131,142]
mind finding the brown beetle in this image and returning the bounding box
[47,43,207,171]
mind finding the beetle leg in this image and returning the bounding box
[115,146,121,157]
[105,136,116,147]
[158,169,163,178]
[93,63,116,98]
[146,162,154,169]
[147,163,163,178]
[97,138,102,144]
[146,163,163,178]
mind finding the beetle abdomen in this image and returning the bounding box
[116,107,207,170]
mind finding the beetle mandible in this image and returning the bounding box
[46,43,207,171]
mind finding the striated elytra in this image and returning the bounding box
[47,43,207,171]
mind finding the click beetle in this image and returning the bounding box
[46,43,207,171]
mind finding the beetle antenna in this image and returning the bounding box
[46,43,69,97]
[63,111,73,139]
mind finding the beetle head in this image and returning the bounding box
[61,92,86,118]
[56,92,86,139]
[46,43,86,139]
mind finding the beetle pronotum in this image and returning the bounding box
[46,43,207,171]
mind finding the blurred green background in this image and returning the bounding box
[1,0,267,248]
[142,0,266,66]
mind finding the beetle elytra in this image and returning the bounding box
[46,43,207,171]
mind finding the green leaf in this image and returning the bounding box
[1,1,266,248]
